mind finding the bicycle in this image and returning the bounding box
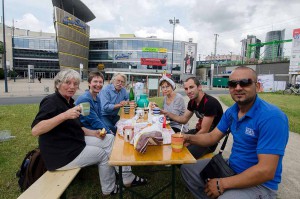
[283,84,300,95]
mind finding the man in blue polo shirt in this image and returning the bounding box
[99,73,128,134]
[181,66,289,199]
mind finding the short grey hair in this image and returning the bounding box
[110,73,127,84]
[54,69,81,91]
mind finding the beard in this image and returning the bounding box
[234,94,256,106]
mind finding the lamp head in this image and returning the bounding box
[175,19,180,24]
[169,19,173,24]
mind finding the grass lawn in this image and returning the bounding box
[0,93,298,198]
[0,98,193,199]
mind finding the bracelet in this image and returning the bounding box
[216,178,222,195]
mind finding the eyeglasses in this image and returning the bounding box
[227,79,256,88]
[115,79,125,85]
[161,85,171,90]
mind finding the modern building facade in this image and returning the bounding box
[89,35,197,81]
[264,29,285,60]
[241,35,261,61]
[52,0,95,77]
[0,23,59,78]
[13,36,59,78]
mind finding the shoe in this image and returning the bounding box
[124,176,148,187]
[103,184,120,197]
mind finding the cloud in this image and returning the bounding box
[13,13,54,33]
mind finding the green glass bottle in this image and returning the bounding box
[129,87,135,101]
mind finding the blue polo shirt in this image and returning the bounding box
[99,84,128,116]
[217,96,289,190]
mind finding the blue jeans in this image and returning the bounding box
[102,115,120,135]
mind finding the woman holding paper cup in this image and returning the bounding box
[157,76,188,133]
[31,69,119,196]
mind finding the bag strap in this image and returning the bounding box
[218,129,230,155]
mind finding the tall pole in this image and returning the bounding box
[2,0,8,92]
[169,17,179,75]
[214,34,219,76]
[12,19,15,82]
[171,17,175,74]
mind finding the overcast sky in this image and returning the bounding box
[4,0,300,60]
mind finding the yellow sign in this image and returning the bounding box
[158,48,167,53]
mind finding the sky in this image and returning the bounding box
[4,0,300,60]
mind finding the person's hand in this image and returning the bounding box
[204,178,223,198]
[183,134,191,146]
[119,100,128,106]
[149,102,158,110]
[97,128,107,140]
[62,106,81,120]
[160,109,168,116]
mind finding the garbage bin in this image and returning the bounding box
[213,78,228,88]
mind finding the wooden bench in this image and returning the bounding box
[17,168,81,199]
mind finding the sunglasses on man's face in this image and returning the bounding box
[227,79,255,88]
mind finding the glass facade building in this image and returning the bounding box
[13,36,59,78]
[264,30,285,61]
[89,37,197,81]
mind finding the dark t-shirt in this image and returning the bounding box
[31,92,86,171]
[187,93,223,131]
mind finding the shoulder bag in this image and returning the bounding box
[200,131,236,182]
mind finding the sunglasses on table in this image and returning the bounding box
[227,79,256,88]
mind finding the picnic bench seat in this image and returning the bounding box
[17,168,81,199]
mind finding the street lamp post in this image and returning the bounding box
[2,0,8,92]
[169,17,179,74]
[12,19,16,82]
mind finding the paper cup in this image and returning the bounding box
[80,102,90,116]
[171,134,184,153]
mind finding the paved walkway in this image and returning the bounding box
[0,78,299,198]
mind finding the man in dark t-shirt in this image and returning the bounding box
[161,77,223,159]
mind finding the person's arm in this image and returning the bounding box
[161,108,193,124]
[100,86,127,111]
[100,86,117,112]
[82,127,106,139]
[184,127,225,147]
[205,154,279,198]
[32,105,81,136]
[196,116,214,134]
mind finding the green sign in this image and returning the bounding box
[142,47,158,52]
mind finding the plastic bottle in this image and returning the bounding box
[163,116,166,128]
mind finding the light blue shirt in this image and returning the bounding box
[99,84,128,116]
[217,96,289,190]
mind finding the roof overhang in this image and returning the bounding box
[52,0,95,22]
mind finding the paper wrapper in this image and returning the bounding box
[133,125,163,153]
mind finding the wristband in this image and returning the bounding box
[216,178,222,195]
